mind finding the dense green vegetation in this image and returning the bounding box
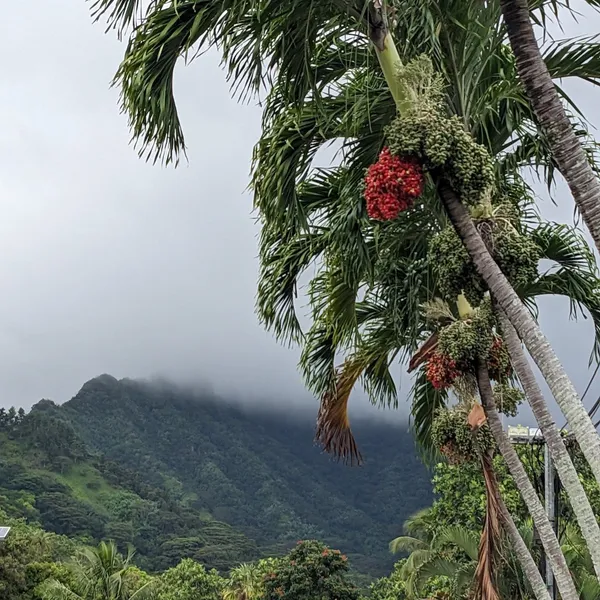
[0,375,431,578]
[5,438,599,600]
[0,402,259,574]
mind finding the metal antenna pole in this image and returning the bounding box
[544,441,556,599]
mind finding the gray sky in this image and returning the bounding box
[1,2,600,424]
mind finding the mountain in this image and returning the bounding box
[3,375,432,577]
[0,406,258,574]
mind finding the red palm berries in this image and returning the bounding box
[487,337,513,380]
[426,352,460,390]
[364,148,424,220]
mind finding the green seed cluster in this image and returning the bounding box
[431,407,495,464]
[386,110,494,206]
[428,224,541,302]
[492,226,541,290]
[492,383,524,417]
[437,302,495,365]
[427,226,486,306]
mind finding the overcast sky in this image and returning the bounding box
[1,2,600,424]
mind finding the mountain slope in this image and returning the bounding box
[42,375,432,575]
[0,407,258,573]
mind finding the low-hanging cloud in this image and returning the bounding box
[0,1,599,427]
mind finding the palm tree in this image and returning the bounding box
[90,0,600,485]
[390,510,539,599]
[223,563,265,600]
[498,0,600,256]
[88,0,600,591]
[38,541,155,600]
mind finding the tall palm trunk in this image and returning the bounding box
[439,181,600,490]
[497,308,600,579]
[499,0,600,254]
[497,496,551,600]
[475,363,578,600]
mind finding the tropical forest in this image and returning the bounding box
[5,0,600,599]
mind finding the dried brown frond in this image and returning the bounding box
[474,451,502,600]
[315,357,365,466]
[408,332,438,373]
[468,402,487,431]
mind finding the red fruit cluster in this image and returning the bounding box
[426,352,461,390]
[487,337,512,380]
[364,148,424,220]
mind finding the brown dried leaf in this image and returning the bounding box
[408,332,438,373]
[468,402,487,431]
[474,452,502,600]
[315,357,365,466]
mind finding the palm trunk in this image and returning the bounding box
[497,308,600,579]
[439,181,600,490]
[499,0,600,254]
[475,363,578,600]
[497,496,551,600]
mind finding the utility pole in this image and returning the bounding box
[507,426,558,599]
[544,442,557,599]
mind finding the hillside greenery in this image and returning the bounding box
[5,434,599,600]
[0,375,432,578]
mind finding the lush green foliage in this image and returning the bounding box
[264,541,358,600]
[38,540,155,600]
[0,376,431,577]
[155,558,224,600]
[0,510,75,600]
[3,409,599,600]
[0,404,258,574]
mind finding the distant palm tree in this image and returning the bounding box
[38,541,155,600]
[561,523,600,600]
[390,511,536,599]
[223,563,264,600]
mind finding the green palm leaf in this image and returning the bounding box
[389,536,429,554]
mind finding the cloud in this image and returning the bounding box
[0,1,599,428]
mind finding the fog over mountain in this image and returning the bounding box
[1,1,600,423]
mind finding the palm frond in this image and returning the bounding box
[409,368,447,456]
[544,35,600,84]
[115,0,219,163]
[89,0,152,34]
[113,0,369,163]
[257,229,326,345]
[315,355,366,465]
[432,526,480,561]
[412,556,460,593]
[389,536,429,554]
[36,580,85,600]
[523,222,600,361]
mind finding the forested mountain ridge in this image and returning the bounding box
[0,406,258,574]
[3,375,432,576]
